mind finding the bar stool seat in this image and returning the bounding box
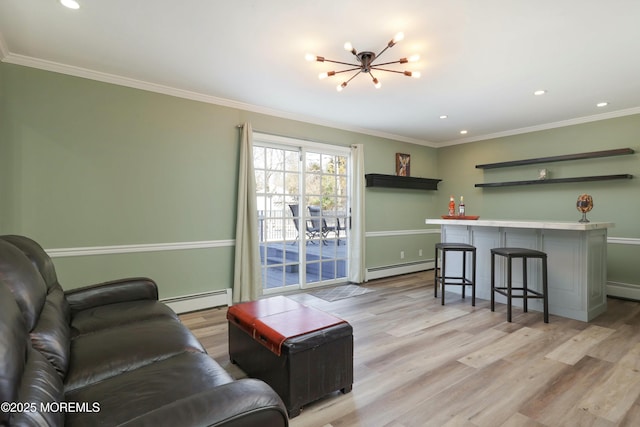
[491,247,549,323]
[434,243,476,306]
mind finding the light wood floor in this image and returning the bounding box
[179,271,640,427]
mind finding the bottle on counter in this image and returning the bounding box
[459,196,465,216]
[448,196,456,216]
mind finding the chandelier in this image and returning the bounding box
[306,32,421,92]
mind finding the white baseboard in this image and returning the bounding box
[366,260,434,281]
[162,289,232,314]
[607,281,640,301]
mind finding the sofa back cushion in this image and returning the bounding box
[0,238,71,377]
[30,283,72,376]
[1,235,60,291]
[0,239,47,331]
[0,283,65,426]
[0,283,29,426]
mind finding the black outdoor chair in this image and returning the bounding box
[288,204,320,244]
[335,216,347,246]
[308,206,337,245]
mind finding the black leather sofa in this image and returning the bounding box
[0,235,289,427]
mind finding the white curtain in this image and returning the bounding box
[349,144,366,283]
[233,123,262,303]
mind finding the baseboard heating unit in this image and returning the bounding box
[162,288,232,314]
[366,260,434,281]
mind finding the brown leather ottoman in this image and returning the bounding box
[227,296,353,417]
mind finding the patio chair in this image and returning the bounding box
[288,204,320,244]
[308,206,337,245]
[335,216,347,246]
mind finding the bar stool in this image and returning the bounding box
[434,243,476,306]
[491,247,549,323]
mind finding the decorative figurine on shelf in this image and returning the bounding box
[458,196,465,216]
[538,168,549,180]
[448,196,456,216]
[576,194,594,223]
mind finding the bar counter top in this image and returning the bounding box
[425,218,614,231]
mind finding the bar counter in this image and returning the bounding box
[425,218,614,321]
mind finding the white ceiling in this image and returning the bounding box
[1,0,639,147]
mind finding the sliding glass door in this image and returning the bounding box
[253,134,349,292]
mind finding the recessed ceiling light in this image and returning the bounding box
[596,102,609,107]
[460,130,468,135]
[534,90,547,96]
[439,115,448,119]
[60,0,80,9]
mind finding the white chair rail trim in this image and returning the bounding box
[608,237,640,246]
[366,229,441,238]
[46,240,235,258]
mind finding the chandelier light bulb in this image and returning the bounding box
[344,42,353,51]
[408,54,420,62]
[337,82,347,92]
[393,32,405,43]
[305,53,316,62]
[60,0,80,9]
[319,71,336,80]
[403,71,421,78]
[372,77,381,89]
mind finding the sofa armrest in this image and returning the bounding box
[65,277,159,314]
[119,379,289,427]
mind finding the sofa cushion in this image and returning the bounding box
[65,318,206,392]
[65,351,233,427]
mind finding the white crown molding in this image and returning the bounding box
[3,52,638,148]
[46,239,235,258]
[438,107,640,147]
[1,52,435,147]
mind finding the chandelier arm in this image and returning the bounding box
[343,70,361,85]
[368,71,380,87]
[333,67,362,75]
[369,67,406,74]
[321,59,361,67]
[372,60,403,67]
[374,45,392,61]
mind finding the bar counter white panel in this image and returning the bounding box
[425,219,614,322]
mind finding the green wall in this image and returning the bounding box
[2,61,637,298]
[436,115,640,290]
[0,62,439,297]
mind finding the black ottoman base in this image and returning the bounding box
[229,321,353,417]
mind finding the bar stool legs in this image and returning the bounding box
[491,248,549,323]
[434,243,476,306]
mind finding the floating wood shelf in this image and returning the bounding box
[365,174,441,190]
[475,174,633,188]
[475,148,635,169]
